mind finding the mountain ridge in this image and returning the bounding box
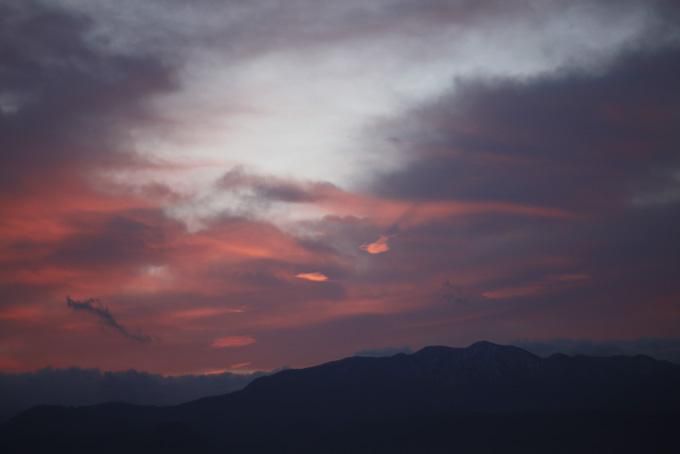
[3,341,679,453]
[0,366,265,423]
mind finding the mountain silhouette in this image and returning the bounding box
[2,341,679,453]
[0,367,264,422]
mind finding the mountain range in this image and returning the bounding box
[2,341,679,453]
[0,367,263,423]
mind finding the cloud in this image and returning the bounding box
[372,47,680,213]
[360,235,391,254]
[66,297,151,343]
[49,211,181,269]
[211,336,256,348]
[362,42,680,304]
[295,272,329,282]
[0,0,176,192]
[2,0,680,376]
[217,166,337,204]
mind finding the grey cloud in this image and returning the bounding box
[66,297,151,343]
[331,42,680,343]
[217,166,337,204]
[50,211,181,269]
[373,46,680,212]
[0,0,176,191]
[53,0,514,54]
[59,0,679,59]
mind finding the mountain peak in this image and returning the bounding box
[467,340,503,350]
[4,343,680,453]
[414,341,532,359]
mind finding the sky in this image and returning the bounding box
[0,0,679,375]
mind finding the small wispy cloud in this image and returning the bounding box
[211,336,256,348]
[295,272,329,282]
[66,297,151,343]
[360,235,390,254]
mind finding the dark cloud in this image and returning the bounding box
[76,0,679,62]
[341,42,680,343]
[373,46,680,212]
[50,210,181,268]
[66,297,151,343]
[217,166,337,204]
[0,0,176,191]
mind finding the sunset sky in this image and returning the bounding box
[1,0,679,375]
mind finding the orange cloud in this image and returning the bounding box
[296,272,329,282]
[361,235,390,254]
[211,335,256,348]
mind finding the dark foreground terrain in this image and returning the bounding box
[0,367,264,423]
[2,341,679,453]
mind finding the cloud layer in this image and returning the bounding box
[0,0,679,374]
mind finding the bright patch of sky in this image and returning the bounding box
[59,0,660,224]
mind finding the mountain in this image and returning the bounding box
[0,368,264,422]
[2,341,679,453]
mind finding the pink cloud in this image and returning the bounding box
[211,336,256,348]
